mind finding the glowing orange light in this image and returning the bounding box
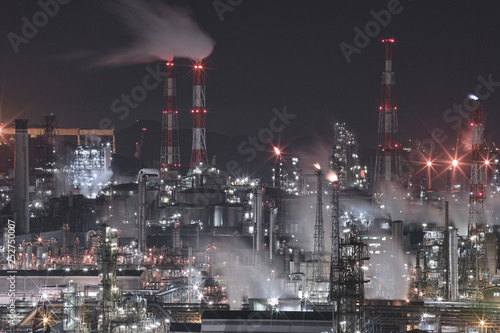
[313,163,321,170]
[485,160,490,165]
[273,147,281,155]
[452,159,458,167]
[329,173,338,182]
[427,161,432,167]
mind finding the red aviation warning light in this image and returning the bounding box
[373,37,401,198]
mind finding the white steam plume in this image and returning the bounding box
[100,0,215,65]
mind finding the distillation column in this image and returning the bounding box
[97,224,120,333]
[313,164,325,282]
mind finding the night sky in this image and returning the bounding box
[1,0,500,153]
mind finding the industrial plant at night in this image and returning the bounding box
[1,1,500,332]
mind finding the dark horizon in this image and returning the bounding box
[1,0,500,164]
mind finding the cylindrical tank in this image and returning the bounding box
[284,246,290,275]
[392,220,403,254]
[212,206,223,227]
[26,245,32,269]
[223,206,243,228]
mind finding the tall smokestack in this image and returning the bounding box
[313,166,325,255]
[14,119,29,235]
[373,39,401,200]
[467,98,488,299]
[190,64,208,170]
[160,60,180,181]
[313,165,325,282]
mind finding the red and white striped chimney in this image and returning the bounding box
[160,60,180,181]
[190,64,208,170]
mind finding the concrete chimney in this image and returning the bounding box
[14,119,29,235]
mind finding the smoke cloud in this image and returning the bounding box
[99,0,215,65]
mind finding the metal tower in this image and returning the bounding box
[97,223,120,333]
[313,164,325,282]
[329,173,340,332]
[466,99,489,298]
[160,61,181,180]
[374,39,401,198]
[338,226,369,333]
[190,64,208,170]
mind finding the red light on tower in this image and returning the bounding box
[160,60,181,180]
[374,38,401,198]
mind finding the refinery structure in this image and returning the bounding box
[2,40,500,333]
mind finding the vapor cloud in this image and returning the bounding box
[98,0,215,65]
